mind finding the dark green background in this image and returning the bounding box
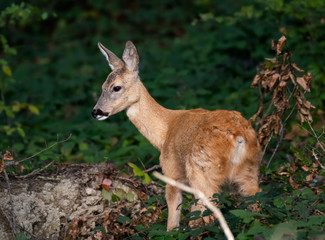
[1,0,324,169]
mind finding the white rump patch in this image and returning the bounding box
[232,136,245,164]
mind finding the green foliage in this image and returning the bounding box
[0,2,44,146]
[102,188,135,202]
[128,162,151,184]
[131,183,324,239]
[13,232,30,240]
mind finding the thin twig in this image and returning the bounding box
[15,224,40,240]
[259,131,274,167]
[18,134,72,163]
[153,172,234,240]
[266,121,284,168]
[307,121,325,152]
[5,134,72,167]
[143,165,161,173]
[15,160,55,179]
[312,149,324,169]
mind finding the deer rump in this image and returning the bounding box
[161,109,260,198]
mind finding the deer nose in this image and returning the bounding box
[91,109,108,118]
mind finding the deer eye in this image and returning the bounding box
[112,86,122,92]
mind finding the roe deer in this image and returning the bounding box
[92,41,261,231]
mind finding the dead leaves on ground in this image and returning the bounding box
[251,35,315,146]
[67,164,164,240]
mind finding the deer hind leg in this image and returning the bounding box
[187,164,225,227]
[234,162,260,197]
[166,184,183,231]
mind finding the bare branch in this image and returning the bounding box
[143,165,161,173]
[266,121,284,168]
[153,171,234,240]
[307,121,325,153]
[15,161,55,179]
[5,134,72,167]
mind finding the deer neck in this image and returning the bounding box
[126,81,174,151]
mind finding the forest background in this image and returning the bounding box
[0,0,324,239]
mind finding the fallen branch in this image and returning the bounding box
[153,171,234,240]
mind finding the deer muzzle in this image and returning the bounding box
[91,109,110,121]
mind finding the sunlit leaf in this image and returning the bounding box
[2,65,12,76]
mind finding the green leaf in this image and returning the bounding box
[270,221,298,240]
[111,194,120,202]
[41,12,48,20]
[115,188,126,200]
[142,172,151,184]
[17,127,25,137]
[12,103,20,112]
[273,198,284,208]
[128,163,144,176]
[301,188,315,199]
[126,192,135,202]
[14,232,29,240]
[93,225,105,233]
[2,65,12,76]
[102,189,112,200]
[247,220,270,235]
[285,197,294,204]
[79,142,88,151]
[294,202,310,220]
[230,209,268,224]
[117,216,131,224]
[28,105,40,115]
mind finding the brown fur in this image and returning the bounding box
[93,41,261,231]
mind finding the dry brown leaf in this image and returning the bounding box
[18,165,25,174]
[0,159,4,173]
[291,63,304,73]
[306,174,314,182]
[289,176,299,190]
[288,163,298,172]
[4,150,13,160]
[276,36,287,54]
[278,79,287,88]
[251,75,260,87]
[296,77,310,92]
[270,73,280,89]
[299,107,310,115]
[289,73,296,84]
[301,165,309,172]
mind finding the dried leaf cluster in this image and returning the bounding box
[67,197,164,240]
[0,150,14,173]
[251,36,315,146]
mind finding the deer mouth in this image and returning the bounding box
[96,115,109,121]
[91,109,110,120]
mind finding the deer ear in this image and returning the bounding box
[98,42,124,70]
[122,41,139,72]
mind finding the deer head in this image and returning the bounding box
[92,41,140,120]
